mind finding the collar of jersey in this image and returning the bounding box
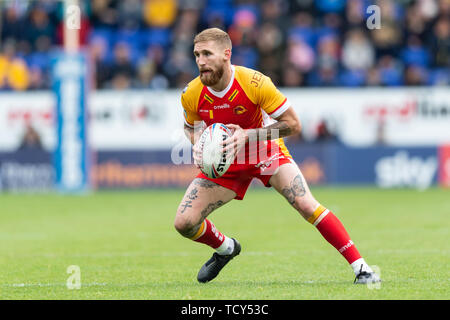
[206,65,235,98]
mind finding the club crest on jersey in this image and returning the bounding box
[233,105,248,115]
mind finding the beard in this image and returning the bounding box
[199,64,224,87]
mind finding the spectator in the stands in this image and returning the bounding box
[28,65,47,90]
[285,36,315,74]
[341,29,375,71]
[429,16,450,68]
[404,65,428,86]
[1,6,24,43]
[0,40,30,91]
[345,0,365,29]
[25,4,55,51]
[90,0,118,29]
[315,119,338,142]
[281,65,304,87]
[377,55,404,86]
[227,5,259,69]
[107,41,136,89]
[256,22,285,83]
[142,0,177,28]
[117,0,142,30]
[90,35,112,89]
[18,124,43,151]
[307,35,340,86]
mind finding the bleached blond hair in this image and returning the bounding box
[193,28,232,49]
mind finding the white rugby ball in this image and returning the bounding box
[199,123,233,178]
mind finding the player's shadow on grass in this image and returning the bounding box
[199,280,352,287]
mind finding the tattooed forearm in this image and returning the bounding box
[265,121,292,139]
[248,121,293,141]
[193,178,220,189]
[282,174,306,205]
[201,200,224,219]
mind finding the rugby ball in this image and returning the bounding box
[199,123,233,179]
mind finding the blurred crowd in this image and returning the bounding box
[0,0,449,91]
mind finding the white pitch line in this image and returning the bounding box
[2,251,282,258]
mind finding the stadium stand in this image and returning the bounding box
[0,0,448,91]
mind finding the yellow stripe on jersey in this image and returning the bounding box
[228,89,239,102]
[209,110,213,119]
[204,94,214,104]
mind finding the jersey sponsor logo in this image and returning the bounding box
[233,105,248,115]
[214,103,230,110]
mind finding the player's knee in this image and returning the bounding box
[173,215,199,238]
[173,215,190,234]
[294,199,317,220]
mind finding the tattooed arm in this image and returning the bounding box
[223,106,301,154]
[249,106,302,141]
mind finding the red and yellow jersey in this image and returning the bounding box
[181,65,292,159]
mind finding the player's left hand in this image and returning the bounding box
[222,124,248,161]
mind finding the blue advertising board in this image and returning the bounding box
[92,150,197,189]
[285,142,334,185]
[0,145,440,191]
[0,150,54,191]
[333,146,439,189]
[51,52,90,192]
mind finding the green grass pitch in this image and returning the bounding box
[0,187,449,299]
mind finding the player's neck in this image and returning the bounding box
[209,64,233,92]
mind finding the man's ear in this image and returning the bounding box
[224,48,232,61]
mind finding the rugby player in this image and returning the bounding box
[174,28,380,284]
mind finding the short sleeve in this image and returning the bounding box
[258,76,290,119]
[181,92,202,128]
